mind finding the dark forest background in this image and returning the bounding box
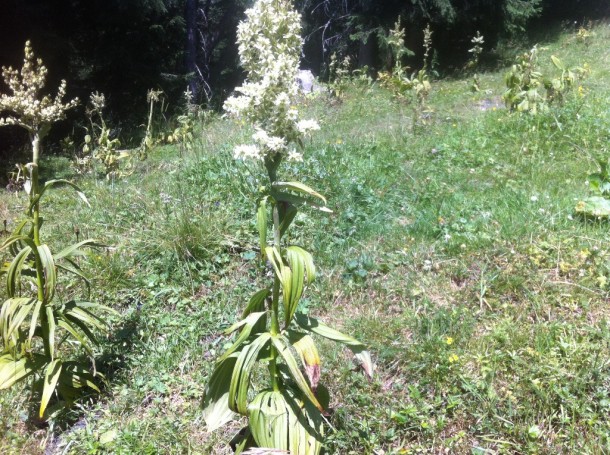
[0,0,608,161]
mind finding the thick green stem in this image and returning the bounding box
[30,130,49,356]
[266,155,282,391]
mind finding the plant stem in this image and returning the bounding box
[266,156,282,391]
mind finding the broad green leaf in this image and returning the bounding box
[575,196,610,218]
[54,239,104,260]
[35,179,90,209]
[264,247,294,323]
[278,203,297,237]
[57,319,93,355]
[271,335,322,411]
[203,355,238,431]
[0,353,44,389]
[6,245,32,297]
[285,246,316,325]
[229,332,272,415]
[28,299,43,345]
[0,298,30,346]
[551,55,564,70]
[248,388,324,455]
[257,198,268,261]
[271,191,332,213]
[294,313,374,378]
[272,182,327,205]
[219,312,268,362]
[40,359,62,418]
[6,298,36,342]
[288,332,321,391]
[242,289,270,318]
[45,305,56,360]
[38,245,56,302]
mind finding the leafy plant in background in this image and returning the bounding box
[0,41,115,419]
[166,88,198,157]
[467,31,485,92]
[202,1,373,453]
[82,92,130,179]
[503,46,588,114]
[575,157,610,218]
[327,53,353,100]
[378,19,432,131]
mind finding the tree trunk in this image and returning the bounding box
[185,0,198,98]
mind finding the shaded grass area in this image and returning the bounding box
[1,21,610,454]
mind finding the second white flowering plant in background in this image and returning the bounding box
[202,1,372,453]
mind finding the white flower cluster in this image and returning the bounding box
[0,41,78,134]
[224,0,319,162]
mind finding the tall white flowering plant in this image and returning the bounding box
[202,1,372,453]
[0,41,115,419]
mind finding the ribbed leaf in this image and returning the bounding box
[28,299,43,345]
[40,359,62,418]
[6,298,36,342]
[45,305,56,360]
[294,313,374,378]
[271,335,322,411]
[37,245,56,302]
[272,182,327,205]
[57,319,93,355]
[284,247,315,325]
[257,198,268,261]
[242,289,270,318]
[219,312,267,362]
[229,332,271,415]
[288,332,321,391]
[6,245,32,297]
[278,203,297,238]
[0,353,44,389]
[270,191,332,213]
[203,355,238,431]
[34,179,90,210]
[1,298,31,347]
[265,247,293,323]
[248,388,324,455]
[54,239,104,260]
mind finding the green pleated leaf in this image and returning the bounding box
[6,298,36,342]
[54,239,105,260]
[288,332,321,391]
[37,245,56,302]
[1,298,32,347]
[272,182,327,205]
[40,359,62,418]
[45,305,56,360]
[229,332,271,415]
[57,319,94,355]
[6,245,32,297]
[257,198,268,261]
[271,335,322,411]
[270,191,332,213]
[294,313,374,378]
[242,289,270,318]
[28,299,43,345]
[203,355,238,431]
[219,311,268,362]
[278,203,298,238]
[284,246,315,325]
[0,353,43,389]
[248,388,324,455]
[34,179,90,210]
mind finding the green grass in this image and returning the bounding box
[2,22,610,454]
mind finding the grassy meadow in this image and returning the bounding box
[2,21,610,454]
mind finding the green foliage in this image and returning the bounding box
[0,43,114,419]
[503,46,588,114]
